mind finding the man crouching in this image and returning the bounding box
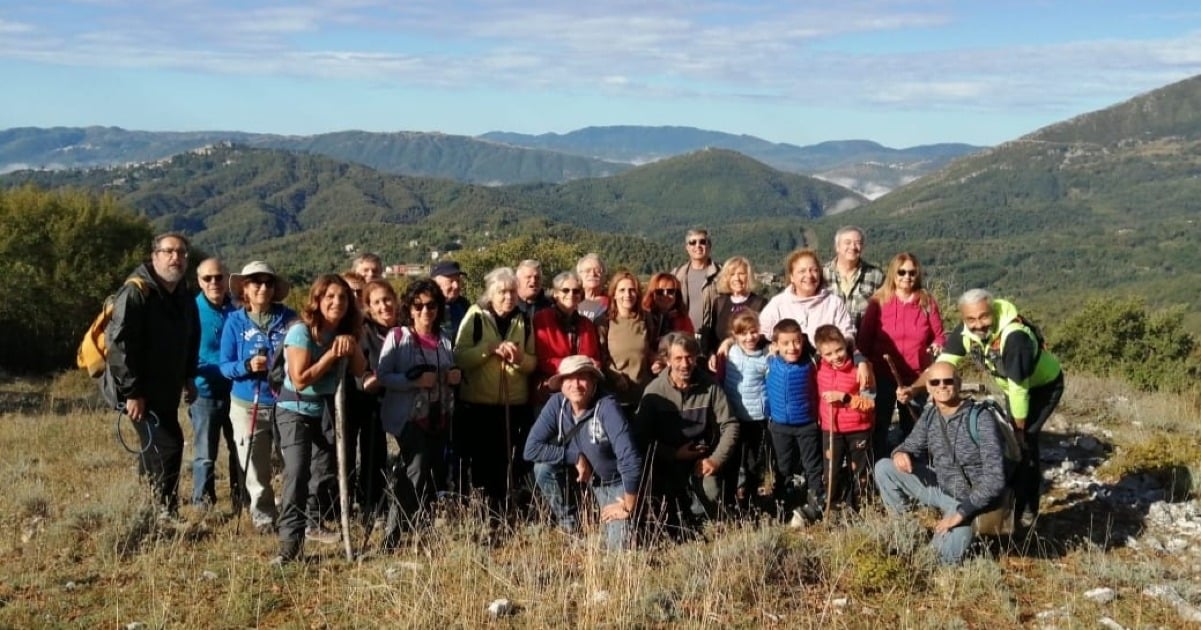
[873,361,1006,565]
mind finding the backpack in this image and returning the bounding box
[77,277,150,378]
[965,398,1023,479]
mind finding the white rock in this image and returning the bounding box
[1036,606,1069,620]
[832,598,849,608]
[590,590,610,604]
[201,570,218,581]
[1098,616,1125,630]
[1084,587,1116,604]
[126,624,146,630]
[64,581,77,591]
[487,598,515,617]
[1142,585,1201,623]
[1166,539,1188,554]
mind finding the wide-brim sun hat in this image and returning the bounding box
[547,355,603,390]
[230,260,291,303]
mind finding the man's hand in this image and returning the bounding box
[248,354,268,373]
[892,451,912,474]
[416,371,437,389]
[601,501,632,522]
[125,397,147,422]
[183,382,198,405]
[575,454,592,483]
[697,458,719,477]
[934,511,966,534]
[896,385,913,404]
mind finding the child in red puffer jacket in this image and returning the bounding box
[814,324,875,512]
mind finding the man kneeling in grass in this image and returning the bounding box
[873,362,1006,565]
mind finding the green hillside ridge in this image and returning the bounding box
[830,74,1201,328]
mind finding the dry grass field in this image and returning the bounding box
[1,371,1199,628]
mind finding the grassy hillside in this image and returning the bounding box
[825,75,1201,326]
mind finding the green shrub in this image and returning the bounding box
[1051,297,1201,392]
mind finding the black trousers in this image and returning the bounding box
[1014,373,1065,519]
[822,430,873,510]
[768,421,823,506]
[454,401,531,513]
[134,404,184,513]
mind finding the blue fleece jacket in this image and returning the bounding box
[764,353,818,426]
[524,392,644,494]
[218,304,297,406]
[194,293,236,398]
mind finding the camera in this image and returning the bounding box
[405,364,437,380]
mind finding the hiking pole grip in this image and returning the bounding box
[882,354,919,427]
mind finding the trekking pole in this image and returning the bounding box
[334,359,354,561]
[236,348,268,533]
[825,400,837,515]
[883,354,918,427]
[499,360,514,518]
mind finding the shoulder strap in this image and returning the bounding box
[126,276,149,296]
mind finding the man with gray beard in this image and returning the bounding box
[104,232,200,518]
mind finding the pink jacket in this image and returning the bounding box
[816,359,874,434]
[857,295,946,384]
[758,288,853,345]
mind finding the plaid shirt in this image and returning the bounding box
[822,259,885,329]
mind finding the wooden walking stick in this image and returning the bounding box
[825,399,837,515]
[883,354,918,428]
[334,360,354,561]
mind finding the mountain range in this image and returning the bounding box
[3,74,1199,327]
[0,125,982,198]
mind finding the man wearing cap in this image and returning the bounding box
[189,257,239,509]
[432,260,470,341]
[524,355,644,549]
[220,261,296,533]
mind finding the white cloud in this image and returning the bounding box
[1,1,1199,115]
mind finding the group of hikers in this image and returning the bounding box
[100,226,1064,566]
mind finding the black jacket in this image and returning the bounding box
[104,263,199,409]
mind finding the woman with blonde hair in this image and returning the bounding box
[703,256,767,355]
[858,252,946,458]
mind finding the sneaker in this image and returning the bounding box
[305,526,341,545]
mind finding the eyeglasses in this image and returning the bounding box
[654,288,678,297]
[897,269,918,277]
[200,274,225,283]
[155,247,188,257]
[927,378,956,387]
[246,276,274,286]
[411,302,438,312]
[687,239,709,246]
[559,288,584,296]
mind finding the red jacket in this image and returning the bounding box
[857,295,946,385]
[816,359,874,434]
[533,308,602,382]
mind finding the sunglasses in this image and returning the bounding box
[411,302,438,312]
[559,288,583,296]
[687,239,709,246]
[200,274,225,283]
[654,288,678,297]
[897,269,918,277]
[246,276,274,286]
[927,378,956,387]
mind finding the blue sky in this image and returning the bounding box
[2,1,1200,147]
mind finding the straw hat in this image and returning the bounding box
[229,261,291,303]
[546,355,603,390]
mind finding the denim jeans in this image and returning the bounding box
[592,482,631,550]
[533,462,579,532]
[188,396,235,507]
[873,457,974,565]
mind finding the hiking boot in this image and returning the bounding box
[305,526,340,545]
